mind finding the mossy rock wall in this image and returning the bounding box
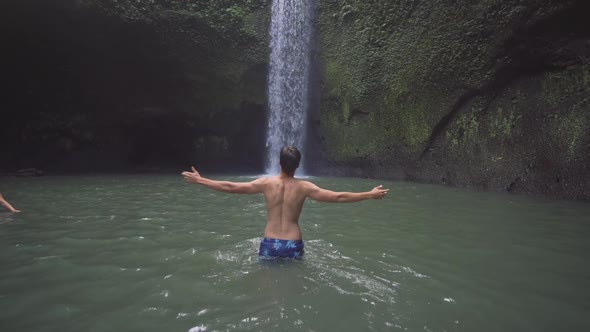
[313,0,590,200]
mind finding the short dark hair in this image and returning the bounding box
[280,146,301,175]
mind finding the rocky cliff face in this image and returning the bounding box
[312,0,590,200]
[1,0,271,172]
[3,0,589,200]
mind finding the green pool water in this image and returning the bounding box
[1,175,589,331]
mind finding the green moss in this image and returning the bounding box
[448,135,459,150]
[445,105,481,151]
[490,107,520,139]
[390,70,439,147]
[388,101,431,148]
[321,38,440,161]
[543,64,590,107]
[515,89,526,100]
[324,60,348,96]
[321,108,369,158]
[539,65,590,161]
[81,0,271,37]
[318,0,590,189]
[551,98,590,160]
[342,99,351,123]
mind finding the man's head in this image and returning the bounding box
[280,146,301,176]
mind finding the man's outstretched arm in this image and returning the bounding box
[182,167,264,194]
[307,183,389,203]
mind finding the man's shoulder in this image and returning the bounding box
[258,175,278,182]
[257,175,314,187]
[253,176,271,184]
[255,176,281,185]
[295,179,316,189]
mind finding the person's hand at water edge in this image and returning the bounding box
[0,193,21,213]
[370,185,389,199]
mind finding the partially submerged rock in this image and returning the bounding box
[16,168,44,177]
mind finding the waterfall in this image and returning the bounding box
[265,0,313,175]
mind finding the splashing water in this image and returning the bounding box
[265,0,314,174]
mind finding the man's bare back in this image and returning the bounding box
[181,146,389,258]
[256,175,312,240]
[182,169,388,240]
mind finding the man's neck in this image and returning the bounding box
[280,170,295,179]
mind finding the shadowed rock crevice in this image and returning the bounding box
[421,1,590,159]
[421,63,566,159]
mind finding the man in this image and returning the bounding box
[0,193,21,213]
[181,146,389,259]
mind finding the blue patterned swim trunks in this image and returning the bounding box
[258,238,304,259]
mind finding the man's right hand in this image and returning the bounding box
[182,166,202,184]
[370,185,390,199]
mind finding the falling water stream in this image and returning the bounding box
[265,0,314,174]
